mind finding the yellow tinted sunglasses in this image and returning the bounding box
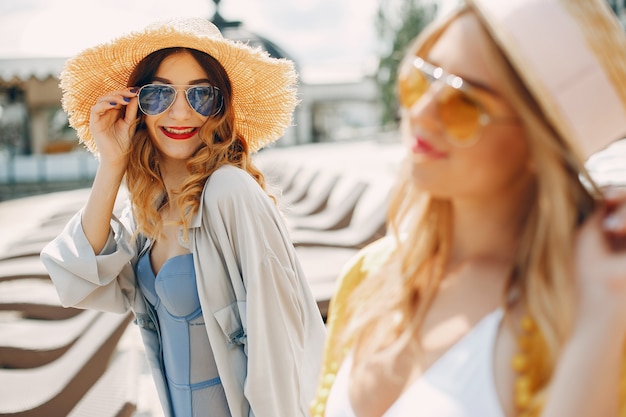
[398,57,517,146]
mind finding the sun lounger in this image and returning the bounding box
[0,311,133,417]
[262,161,303,194]
[0,278,80,320]
[279,168,318,206]
[290,188,390,249]
[0,240,49,261]
[0,256,49,282]
[296,246,360,319]
[67,348,139,417]
[0,309,100,369]
[285,173,340,217]
[287,179,368,231]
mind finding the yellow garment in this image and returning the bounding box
[310,237,396,417]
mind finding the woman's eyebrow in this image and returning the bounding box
[151,76,212,85]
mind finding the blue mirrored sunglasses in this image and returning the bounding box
[137,84,223,117]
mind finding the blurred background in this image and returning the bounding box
[0,0,463,200]
[0,0,624,200]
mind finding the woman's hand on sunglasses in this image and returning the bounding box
[574,186,626,333]
[89,88,139,168]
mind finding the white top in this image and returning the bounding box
[325,309,505,417]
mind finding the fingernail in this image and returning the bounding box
[123,97,131,103]
[604,214,623,231]
[129,87,138,93]
[109,102,116,106]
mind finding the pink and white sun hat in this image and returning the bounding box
[468,0,626,158]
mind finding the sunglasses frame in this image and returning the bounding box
[137,84,223,117]
[399,57,515,147]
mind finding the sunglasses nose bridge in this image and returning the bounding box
[404,86,446,137]
[166,87,195,117]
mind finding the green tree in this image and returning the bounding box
[376,0,438,126]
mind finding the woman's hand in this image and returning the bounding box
[89,88,139,168]
[574,186,626,331]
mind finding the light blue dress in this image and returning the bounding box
[136,250,231,417]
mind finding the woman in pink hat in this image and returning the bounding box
[41,18,325,417]
[312,1,626,416]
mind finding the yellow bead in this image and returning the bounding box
[515,389,532,408]
[515,375,532,391]
[517,335,532,351]
[520,316,536,332]
[323,373,336,385]
[511,353,529,372]
[329,361,339,372]
[313,402,325,415]
[318,388,330,399]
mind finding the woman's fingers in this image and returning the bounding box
[92,89,138,116]
[88,89,139,160]
[602,187,626,248]
[603,185,626,206]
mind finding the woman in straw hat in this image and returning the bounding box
[312,0,626,416]
[41,18,325,417]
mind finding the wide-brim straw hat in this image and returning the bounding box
[467,0,626,159]
[60,17,298,154]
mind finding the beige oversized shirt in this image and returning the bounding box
[41,165,326,417]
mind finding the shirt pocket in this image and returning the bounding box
[213,301,247,352]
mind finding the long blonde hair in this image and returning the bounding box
[124,47,270,241]
[343,5,600,408]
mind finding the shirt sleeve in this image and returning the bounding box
[40,203,142,313]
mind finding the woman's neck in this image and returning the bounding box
[448,178,535,267]
[160,159,189,196]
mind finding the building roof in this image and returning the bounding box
[0,57,66,83]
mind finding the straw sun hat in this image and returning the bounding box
[467,0,626,159]
[59,17,298,154]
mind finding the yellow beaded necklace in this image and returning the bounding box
[511,315,544,417]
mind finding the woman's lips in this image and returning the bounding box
[411,137,448,158]
[160,126,198,140]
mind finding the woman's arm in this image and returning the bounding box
[41,203,142,313]
[542,187,626,417]
[81,88,138,253]
[40,88,141,312]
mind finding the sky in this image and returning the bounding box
[0,0,384,82]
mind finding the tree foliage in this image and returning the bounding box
[375,0,438,126]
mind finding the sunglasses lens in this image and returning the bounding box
[138,85,176,116]
[186,86,221,117]
[438,89,483,143]
[398,61,484,144]
[398,64,429,109]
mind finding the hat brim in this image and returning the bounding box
[467,0,626,158]
[60,18,298,154]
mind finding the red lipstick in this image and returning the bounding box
[411,137,447,158]
[160,127,198,140]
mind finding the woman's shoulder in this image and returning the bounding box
[207,164,257,187]
[342,235,396,277]
[333,235,396,296]
[203,165,263,200]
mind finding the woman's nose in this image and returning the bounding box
[168,89,193,119]
[405,85,442,131]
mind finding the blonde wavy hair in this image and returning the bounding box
[342,5,620,412]
[124,47,271,241]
